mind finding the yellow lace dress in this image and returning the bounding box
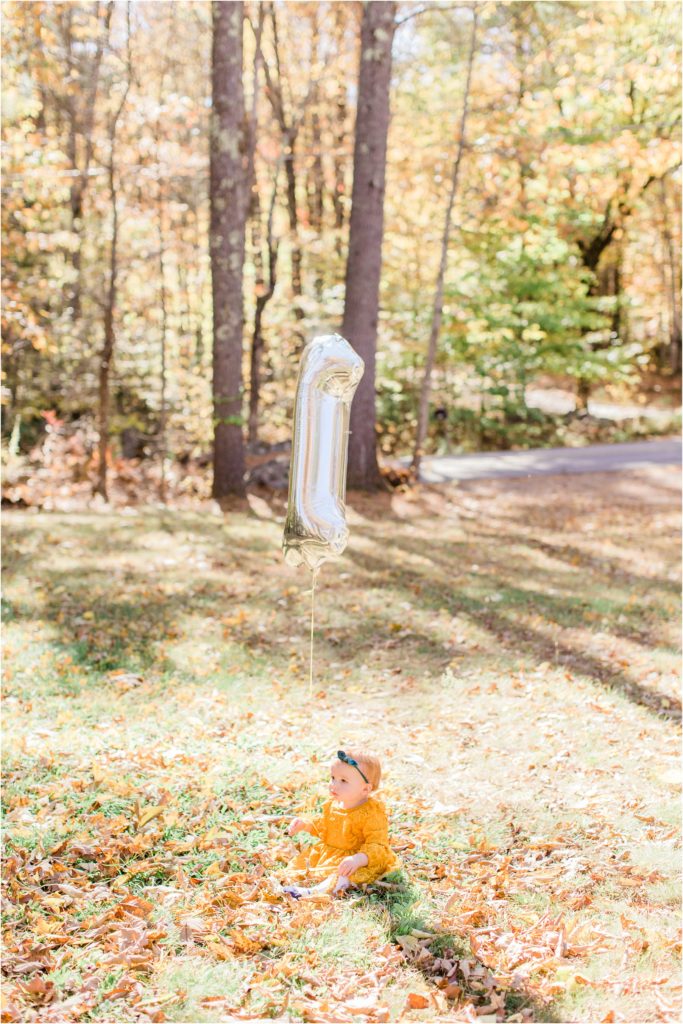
[288,795,399,885]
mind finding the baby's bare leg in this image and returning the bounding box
[283,874,337,899]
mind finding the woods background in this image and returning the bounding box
[2,0,681,504]
[2,7,682,1023]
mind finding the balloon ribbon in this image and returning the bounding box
[309,569,318,697]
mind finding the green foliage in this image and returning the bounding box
[1,0,679,467]
[447,223,641,403]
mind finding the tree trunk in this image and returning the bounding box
[248,169,279,446]
[611,246,623,339]
[308,108,324,238]
[95,166,117,501]
[154,5,176,503]
[307,10,325,302]
[659,178,682,374]
[157,194,168,502]
[283,131,303,311]
[332,4,348,258]
[575,174,663,404]
[60,2,111,321]
[94,8,129,501]
[263,3,304,321]
[210,0,248,498]
[192,198,205,367]
[342,0,396,491]
[307,10,324,237]
[412,10,477,476]
[577,204,618,279]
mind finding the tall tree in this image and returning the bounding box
[658,176,682,374]
[210,0,249,498]
[248,167,279,446]
[152,4,177,503]
[94,3,130,500]
[342,0,397,490]
[412,8,477,476]
[331,2,349,258]
[261,1,306,322]
[51,3,111,321]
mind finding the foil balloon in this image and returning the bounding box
[283,334,364,572]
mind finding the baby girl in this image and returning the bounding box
[283,748,398,898]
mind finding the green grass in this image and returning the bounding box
[158,960,254,1023]
[2,471,680,1022]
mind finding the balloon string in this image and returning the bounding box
[309,569,318,697]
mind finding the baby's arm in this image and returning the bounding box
[356,807,393,873]
[338,851,368,875]
[338,806,393,879]
[288,803,328,840]
[288,817,315,836]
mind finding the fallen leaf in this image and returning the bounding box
[406,992,429,1009]
[136,805,165,829]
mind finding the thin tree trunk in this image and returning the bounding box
[611,245,623,339]
[309,103,324,300]
[249,186,264,440]
[283,131,303,309]
[157,199,168,502]
[154,6,176,503]
[192,201,205,366]
[307,6,324,298]
[248,169,279,446]
[177,226,190,336]
[307,13,325,302]
[262,3,304,320]
[659,178,682,374]
[412,10,477,476]
[513,7,532,411]
[308,109,324,237]
[245,0,267,439]
[342,1,397,491]
[210,0,248,498]
[94,7,129,501]
[332,3,347,258]
[61,2,111,321]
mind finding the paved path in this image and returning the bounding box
[410,439,681,484]
[524,387,679,423]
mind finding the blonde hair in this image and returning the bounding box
[341,749,382,791]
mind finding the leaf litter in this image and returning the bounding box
[2,469,681,1022]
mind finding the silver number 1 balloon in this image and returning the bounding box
[283,334,364,572]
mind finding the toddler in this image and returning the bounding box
[282,748,399,898]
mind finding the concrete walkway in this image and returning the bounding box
[524,387,680,423]
[411,438,681,483]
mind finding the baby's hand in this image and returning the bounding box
[288,818,309,837]
[338,853,365,876]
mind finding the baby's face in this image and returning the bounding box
[329,758,371,809]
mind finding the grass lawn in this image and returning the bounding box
[2,466,681,1023]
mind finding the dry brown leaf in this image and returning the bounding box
[16,977,56,1006]
[204,939,232,961]
[396,933,421,954]
[406,992,429,1009]
[344,994,378,1014]
[136,805,165,829]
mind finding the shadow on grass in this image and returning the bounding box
[346,533,681,723]
[359,872,562,1023]
[3,508,680,722]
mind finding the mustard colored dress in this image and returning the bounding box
[288,795,399,885]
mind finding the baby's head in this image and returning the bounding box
[329,748,381,808]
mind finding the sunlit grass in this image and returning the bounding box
[157,960,253,1023]
[2,473,680,1022]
